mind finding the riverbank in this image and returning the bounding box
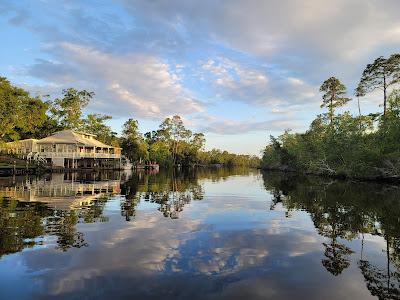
[261,165,400,184]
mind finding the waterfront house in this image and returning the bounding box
[2,129,122,169]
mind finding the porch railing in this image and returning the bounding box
[38,152,121,159]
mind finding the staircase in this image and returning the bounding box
[26,152,47,164]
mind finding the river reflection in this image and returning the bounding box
[0,169,399,299]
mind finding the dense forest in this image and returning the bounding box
[262,53,400,180]
[0,77,259,168]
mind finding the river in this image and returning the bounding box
[0,168,399,299]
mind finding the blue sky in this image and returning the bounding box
[1,0,400,155]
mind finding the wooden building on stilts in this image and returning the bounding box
[2,129,123,170]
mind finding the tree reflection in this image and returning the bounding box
[322,241,353,276]
[120,167,251,220]
[358,234,400,299]
[120,173,141,221]
[262,171,400,296]
[45,211,88,251]
[121,169,205,219]
[0,193,111,257]
[358,244,400,300]
[0,172,122,257]
[0,198,51,257]
[312,199,356,276]
[0,168,249,257]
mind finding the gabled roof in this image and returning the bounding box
[37,130,116,148]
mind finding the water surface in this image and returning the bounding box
[0,169,399,299]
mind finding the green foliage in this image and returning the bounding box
[142,116,259,167]
[262,88,400,178]
[0,77,48,141]
[50,88,94,129]
[320,77,351,124]
[357,54,400,115]
[121,119,149,163]
[23,115,62,139]
[157,115,192,165]
[262,53,400,179]
[149,140,172,167]
[80,113,119,146]
[197,148,260,167]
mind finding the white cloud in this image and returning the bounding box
[119,0,400,85]
[3,0,400,149]
[199,57,318,112]
[201,57,268,91]
[197,117,304,135]
[199,57,273,106]
[28,42,204,118]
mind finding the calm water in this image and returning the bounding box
[0,169,399,300]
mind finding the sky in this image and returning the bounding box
[1,0,400,155]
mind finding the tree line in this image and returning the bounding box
[0,77,259,168]
[262,53,400,179]
[121,116,259,167]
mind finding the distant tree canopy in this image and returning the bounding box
[112,114,259,167]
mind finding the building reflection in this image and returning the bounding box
[0,168,209,258]
[0,172,122,210]
[0,171,126,257]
